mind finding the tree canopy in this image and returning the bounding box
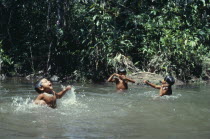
[0,0,209,82]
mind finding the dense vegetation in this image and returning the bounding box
[0,0,209,82]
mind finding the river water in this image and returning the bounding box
[0,78,210,139]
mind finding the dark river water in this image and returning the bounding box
[0,78,210,139]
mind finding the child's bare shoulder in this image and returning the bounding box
[43,92,54,97]
[36,93,54,100]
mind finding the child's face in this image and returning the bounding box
[40,78,53,91]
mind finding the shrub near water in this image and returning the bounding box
[139,2,209,81]
[0,1,209,82]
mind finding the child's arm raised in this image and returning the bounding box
[107,73,117,82]
[56,85,71,99]
[118,75,135,83]
[124,77,135,83]
[144,80,161,89]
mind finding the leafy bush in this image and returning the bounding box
[0,0,209,82]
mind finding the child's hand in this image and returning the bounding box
[65,85,71,91]
[143,80,148,84]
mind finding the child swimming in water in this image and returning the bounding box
[107,68,135,90]
[144,76,175,96]
[34,78,71,108]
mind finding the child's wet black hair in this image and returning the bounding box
[117,68,126,74]
[164,76,175,85]
[34,78,44,94]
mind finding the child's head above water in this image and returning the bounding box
[35,79,43,93]
[164,76,175,85]
[117,68,126,75]
[34,78,53,93]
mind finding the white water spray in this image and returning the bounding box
[11,96,40,113]
[60,85,77,106]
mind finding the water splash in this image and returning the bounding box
[8,85,80,113]
[142,91,159,98]
[140,91,182,100]
[159,94,182,100]
[11,96,41,113]
[60,85,77,106]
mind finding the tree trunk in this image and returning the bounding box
[57,0,64,28]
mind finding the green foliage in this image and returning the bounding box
[0,0,209,82]
[0,41,13,74]
[135,1,209,81]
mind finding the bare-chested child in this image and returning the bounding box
[34,78,71,108]
[107,68,135,90]
[144,76,175,96]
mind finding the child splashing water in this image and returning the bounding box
[144,76,175,96]
[108,68,135,91]
[34,78,71,108]
[60,85,77,106]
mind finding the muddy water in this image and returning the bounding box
[0,78,210,139]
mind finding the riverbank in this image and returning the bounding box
[127,72,184,86]
[128,71,210,86]
[1,71,209,86]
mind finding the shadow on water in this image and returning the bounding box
[0,78,210,139]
